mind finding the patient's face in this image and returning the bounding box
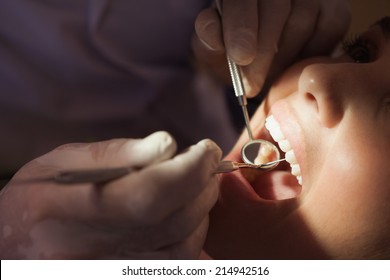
[205,18,390,259]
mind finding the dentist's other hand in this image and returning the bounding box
[193,0,350,97]
[0,131,222,259]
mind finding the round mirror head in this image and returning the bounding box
[241,140,280,167]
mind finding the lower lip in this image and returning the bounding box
[219,171,263,201]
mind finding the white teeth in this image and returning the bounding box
[291,164,301,176]
[265,115,285,142]
[285,150,298,165]
[265,115,302,186]
[278,139,291,153]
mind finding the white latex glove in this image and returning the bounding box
[193,0,351,97]
[0,131,222,259]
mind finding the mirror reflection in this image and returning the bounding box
[241,140,280,167]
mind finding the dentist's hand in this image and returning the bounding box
[0,131,222,259]
[193,0,350,97]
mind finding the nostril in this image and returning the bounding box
[303,91,344,128]
[304,92,319,113]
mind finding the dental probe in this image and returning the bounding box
[12,159,286,185]
[214,159,286,174]
[226,57,254,141]
[215,0,254,141]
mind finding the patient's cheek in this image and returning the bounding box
[268,68,300,102]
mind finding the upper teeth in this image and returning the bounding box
[265,115,302,185]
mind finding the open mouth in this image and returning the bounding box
[236,115,302,201]
[265,115,302,185]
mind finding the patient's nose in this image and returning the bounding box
[298,62,346,128]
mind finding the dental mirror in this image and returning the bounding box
[241,139,282,170]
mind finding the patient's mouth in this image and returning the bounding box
[265,115,302,185]
[237,115,302,200]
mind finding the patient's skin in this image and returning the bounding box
[205,17,390,259]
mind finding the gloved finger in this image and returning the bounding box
[191,34,230,84]
[193,8,231,84]
[300,0,350,57]
[194,8,224,52]
[10,167,214,257]
[242,0,291,97]
[118,131,177,167]
[34,139,221,223]
[99,139,222,224]
[264,0,320,84]
[112,218,209,259]
[219,0,258,65]
[36,131,177,170]
[161,217,209,259]
[117,170,219,251]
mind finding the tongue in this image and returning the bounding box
[240,169,301,200]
